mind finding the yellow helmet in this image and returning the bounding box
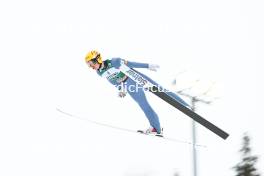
[85,50,102,64]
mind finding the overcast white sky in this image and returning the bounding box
[0,0,263,176]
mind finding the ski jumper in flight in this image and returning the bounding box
[85,50,189,135]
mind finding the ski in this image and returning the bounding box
[56,108,206,146]
[119,64,229,140]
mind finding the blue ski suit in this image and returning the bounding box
[97,58,189,133]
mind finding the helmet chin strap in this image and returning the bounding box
[98,62,105,71]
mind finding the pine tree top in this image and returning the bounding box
[233,133,260,176]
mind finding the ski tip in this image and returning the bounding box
[155,134,164,137]
[223,133,230,140]
[137,130,144,133]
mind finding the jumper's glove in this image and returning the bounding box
[148,64,160,72]
[118,90,127,98]
[117,83,127,98]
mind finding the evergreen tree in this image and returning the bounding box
[233,133,260,176]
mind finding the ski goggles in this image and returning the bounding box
[90,54,101,64]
